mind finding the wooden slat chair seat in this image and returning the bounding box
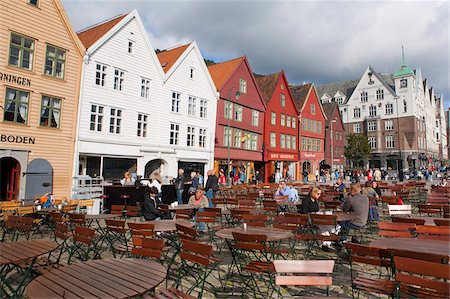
[238,199,257,210]
[273,214,309,258]
[68,226,102,263]
[393,256,450,298]
[78,200,95,213]
[443,205,450,218]
[274,260,335,297]
[241,214,269,227]
[381,196,401,206]
[125,204,142,221]
[132,236,167,260]
[61,203,78,214]
[377,222,415,238]
[174,209,194,221]
[229,208,251,227]
[415,225,450,241]
[174,239,220,298]
[434,219,450,227]
[110,204,125,217]
[391,216,425,225]
[418,204,443,216]
[127,222,154,238]
[296,214,340,255]
[345,243,394,298]
[15,216,35,240]
[262,199,278,214]
[388,204,411,216]
[67,213,86,230]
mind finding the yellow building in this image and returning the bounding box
[0,0,84,201]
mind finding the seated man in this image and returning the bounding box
[275,179,297,202]
[338,183,369,243]
[334,177,346,201]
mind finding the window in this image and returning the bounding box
[360,91,368,102]
[369,105,377,117]
[140,78,150,98]
[169,123,179,145]
[3,88,29,124]
[310,104,316,115]
[199,100,207,118]
[403,100,407,113]
[367,121,376,132]
[223,127,231,147]
[281,114,285,126]
[171,92,180,113]
[113,69,124,91]
[44,45,66,79]
[190,68,194,79]
[128,41,134,54]
[198,128,206,147]
[249,134,257,150]
[280,94,285,107]
[90,104,104,131]
[286,116,291,128]
[292,117,296,128]
[271,112,276,125]
[137,113,148,137]
[270,132,276,148]
[109,108,122,134]
[385,103,393,115]
[29,0,38,6]
[286,135,291,149]
[224,102,233,119]
[187,126,195,147]
[385,120,393,131]
[233,129,242,148]
[317,139,321,151]
[376,89,384,100]
[354,107,361,118]
[292,136,296,150]
[400,79,407,88]
[318,121,322,133]
[353,123,361,133]
[280,134,286,149]
[234,104,242,121]
[9,33,34,70]
[40,96,61,128]
[240,78,247,94]
[252,110,258,126]
[95,63,107,86]
[302,137,307,150]
[336,97,343,104]
[307,138,312,151]
[188,96,196,116]
[386,136,394,148]
[368,137,377,149]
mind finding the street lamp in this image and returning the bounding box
[330,118,337,184]
[226,88,240,186]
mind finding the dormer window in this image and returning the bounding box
[128,41,134,54]
[335,97,343,104]
[376,89,384,100]
[361,91,368,102]
[190,67,194,79]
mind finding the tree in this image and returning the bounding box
[344,134,371,168]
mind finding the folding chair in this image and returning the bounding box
[241,214,269,227]
[131,236,167,260]
[110,204,125,217]
[126,205,142,221]
[388,204,411,216]
[104,219,129,257]
[67,213,86,231]
[195,211,222,244]
[415,225,450,241]
[68,226,102,263]
[434,219,450,227]
[377,222,415,238]
[1,215,19,242]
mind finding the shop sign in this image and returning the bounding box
[304,152,317,158]
[0,71,31,87]
[333,158,341,162]
[270,153,295,160]
[0,134,35,144]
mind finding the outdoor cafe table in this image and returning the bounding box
[85,213,121,233]
[0,239,57,297]
[144,219,194,232]
[168,204,197,211]
[24,258,167,299]
[369,237,450,257]
[216,226,293,242]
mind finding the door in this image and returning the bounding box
[0,158,21,201]
[24,159,53,200]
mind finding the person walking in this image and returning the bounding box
[174,168,185,204]
[205,169,219,207]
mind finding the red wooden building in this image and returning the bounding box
[322,103,346,172]
[290,83,327,181]
[255,71,299,182]
[208,57,266,183]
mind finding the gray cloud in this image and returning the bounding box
[62,0,449,107]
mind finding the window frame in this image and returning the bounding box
[188,96,197,117]
[113,68,125,91]
[171,92,180,113]
[109,108,122,134]
[386,135,394,148]
[368,136,377,149]
[140,77,150,99]
[198,128,206,147]
[44,44,66,79]
[353,123,361,133]
[3,87,30,124]
[40,95,62,128]
[186,126,195,147]
[137,113,148,137]
[369,105,377,117]
[354,107,361,118]
[367,121,376,132]
[233,129,242,148]
[251,110,259,126]
[360,91,368,102]
[199,99,207,118]
[9,33,35,70]
[271,112,276,125]
[270,132,276,148]
[169,123,180,145]
[90,104,104,132]
[95,63,107,87]
[280,94,286,107]
[239,78,247,94]
[234,104,242,122]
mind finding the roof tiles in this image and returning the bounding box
[290,83,312,111]
[157,43,190,73]
[255,72,281,105]
[77,14,127,49]
[208,57,245,91]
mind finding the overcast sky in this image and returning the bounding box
[62,0,449,108]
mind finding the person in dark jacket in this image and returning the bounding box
[174,168,185,204]
[141,186,163,221]
[205,169,219,207]
[300,186,321,214]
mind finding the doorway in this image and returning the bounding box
[0,158,21,201]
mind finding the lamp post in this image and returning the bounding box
[395,96,403,181]
[226,88,240,186]
[330,119,337,184]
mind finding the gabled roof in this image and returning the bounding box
[254,72,281,105]
[77,14,127,49]
[157,43,190,73]
[316,79,359,102]
[208,57,245,91]
[322,102,339,121]
[290,83,312,111]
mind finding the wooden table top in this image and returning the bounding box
[168,204,198,211]
[0,239,57,265]
[143,219,194,232]
[274,260,335,273]
[370,238,450,257]
[25,258,167,299]
[216,227,293,242]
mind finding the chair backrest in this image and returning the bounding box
[175,209,194,220]
[16,206,35,216]
[415,225,450,241]
[310,214,337,227]
[241,214,269,227]
[390,248,449,264]
[180,239,215,266]
[434,219,450,227]
[68,213,85,225]
[391,216,425,225]
[211,198,225,206]
[381,196,401,205]
[61,204,78,213]
[110,205,125,215]
[127,222,154,237]
[263,199,278,211]
[176,223,198,241]
[54,223,70,240]
[377,221,415,238]
[17,216,34,232]
[73,226,96,245]
[274,260,334,287]
[204,207,222,215]
[49,212,64,223]
[238,199,256,209]
[5,215,20,229]
[232,231,267,251]
[105,219,127,233]
[394,256,450,298]
[229,208,251,225]
[418,204,443,215]
[131,236,165,259]
[126,205,141,217]
[345,243,391,267]
[273,214,308,231]
[196,211,219,224]
[388,204,411,216]
[78,200,95,208]
[323,201,342,210]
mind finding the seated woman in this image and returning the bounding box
[300,186,321,214]
[141,186,164,221]
[188,188,209,232]
[149,172,163,198]
[120,171,135,186]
